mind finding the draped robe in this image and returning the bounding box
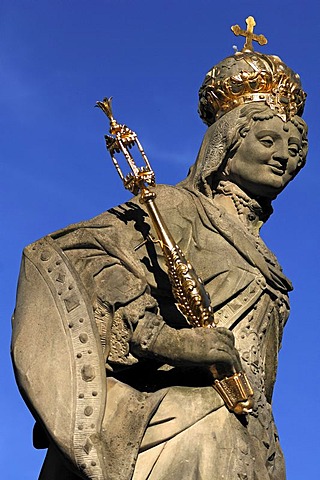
[12,182,291,480]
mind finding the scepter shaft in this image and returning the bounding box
[96,97,254,414]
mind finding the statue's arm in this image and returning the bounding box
[54,215,242,376]
[129,311,241,375]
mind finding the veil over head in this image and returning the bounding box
[179,107,244,195]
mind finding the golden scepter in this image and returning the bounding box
[96,97,254,414]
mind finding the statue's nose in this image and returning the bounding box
[273,144,289,164]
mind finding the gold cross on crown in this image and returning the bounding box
[231,16,267,52]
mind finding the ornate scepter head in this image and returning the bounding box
[96,97,155,195]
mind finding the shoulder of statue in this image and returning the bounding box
[154,183,200,213]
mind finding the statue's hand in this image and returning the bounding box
[190,327,242,376]
[131,314,241,376]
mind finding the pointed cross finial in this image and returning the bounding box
[231,16,267,52]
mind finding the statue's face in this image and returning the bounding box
[227,116,303,198]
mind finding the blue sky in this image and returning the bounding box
[1,1,319,478]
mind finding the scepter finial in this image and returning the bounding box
[95,97,119,132]
[96,97,113,120]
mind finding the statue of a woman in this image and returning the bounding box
[12,18,307,480]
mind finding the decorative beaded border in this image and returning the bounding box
[214,275,266,329]
[26,237,107,480]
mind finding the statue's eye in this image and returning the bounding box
[259,136,274,147]
[288,145,299,157]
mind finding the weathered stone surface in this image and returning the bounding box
[12,56,308,480]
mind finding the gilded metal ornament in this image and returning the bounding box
[199,16,306,125]
[231,16,267,52]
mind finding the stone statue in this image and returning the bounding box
[12,17,308,480]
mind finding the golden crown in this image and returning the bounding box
[198,16,306,126]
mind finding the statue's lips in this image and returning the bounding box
[267,163,286,176]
